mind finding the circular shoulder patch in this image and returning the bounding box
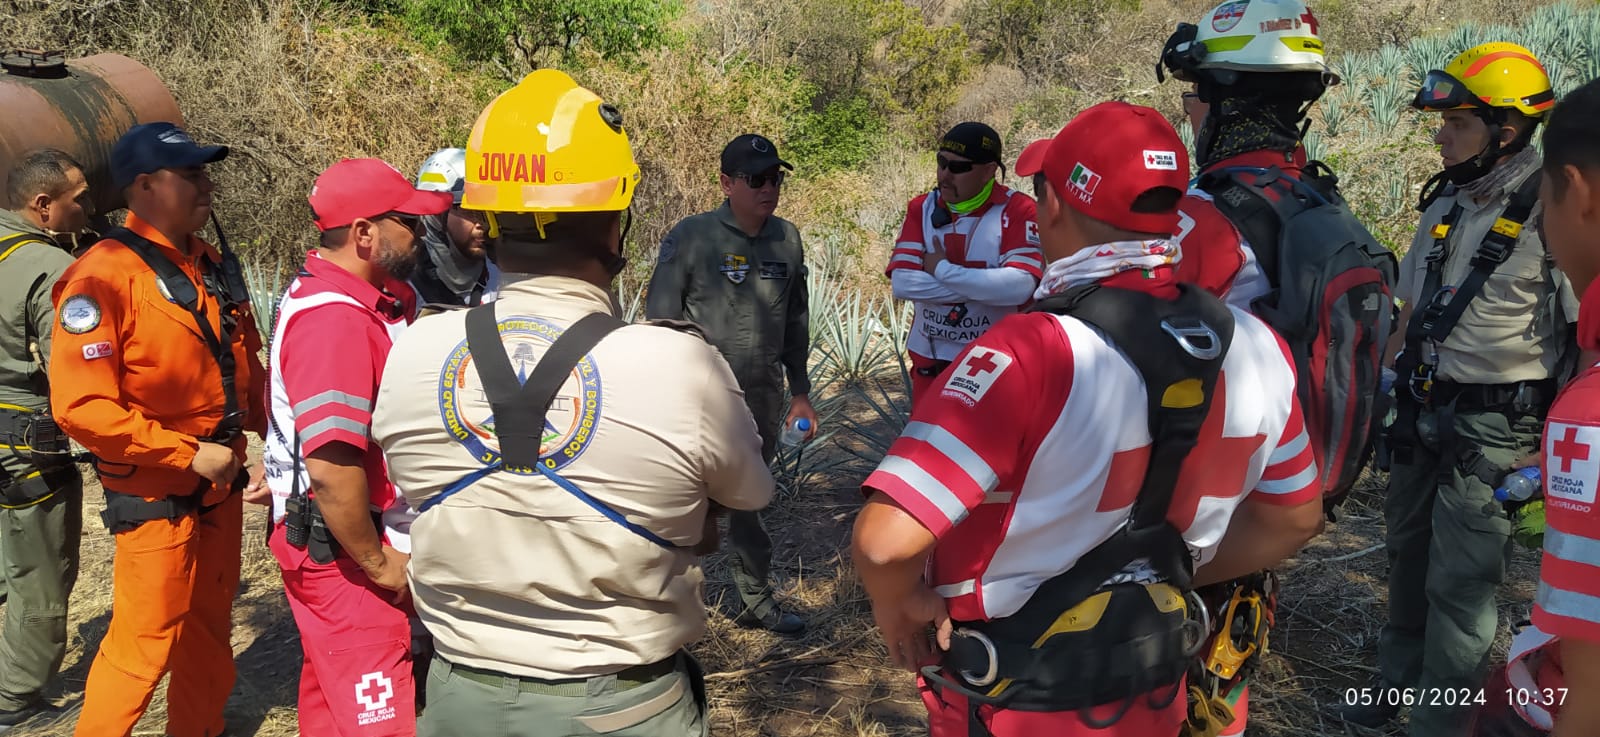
[59,295,102,334]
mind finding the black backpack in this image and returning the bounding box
[1199,162,1398,514]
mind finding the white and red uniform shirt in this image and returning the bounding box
[262,252,417,562]
[1506,279,1600,731]
[1174,149,1310,308]
[865,258,1318,625]
[886,185,1043,361]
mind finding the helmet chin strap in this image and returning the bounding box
[601,208,633,277]
[1442,136,1502,186]
[1441,110,1532,186]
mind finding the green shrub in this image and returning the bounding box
[405,0,683,75]
[787,94,889,174]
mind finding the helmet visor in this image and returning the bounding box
[1413,70,1486,112]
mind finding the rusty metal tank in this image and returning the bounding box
[0,49,182,215]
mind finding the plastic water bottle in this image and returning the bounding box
[779,418,812,448]
[1495,467,1542,503]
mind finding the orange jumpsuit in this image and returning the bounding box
[49,213,266,737]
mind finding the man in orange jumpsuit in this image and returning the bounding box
[50,122,268,737]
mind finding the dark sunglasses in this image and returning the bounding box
[736,171,786,189]
[937,156,978,174]
[377,212,423,233]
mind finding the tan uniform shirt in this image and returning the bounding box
[1397,154,1578,384]
[371,274,773,680]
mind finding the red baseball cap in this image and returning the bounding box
[309,158,452,232]
[1014,138,1052,181]
[1017,101,1190,235]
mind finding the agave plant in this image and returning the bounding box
[242,257,285,341]
[1178,120,1196,168]
[1302,130,1326,163]
[1369,80,1405,134]
[815,288,896,388]
[1376,44,1409,86]
[1383,171,1411,219]
[1320,91,1349,138]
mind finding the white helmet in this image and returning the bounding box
[1160,0,1337,83]
[416,147,467,206]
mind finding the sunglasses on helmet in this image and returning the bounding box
[936,155,978,174]
[1412,70,1490,113]
[735,171,786,189]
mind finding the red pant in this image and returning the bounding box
[919,672,1187,737]
[271,525,415,737]
[74,493,241,737]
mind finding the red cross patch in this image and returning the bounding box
[1546,422,1599,506]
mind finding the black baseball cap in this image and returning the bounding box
[721,133,794,176]
[111,122,229,190]
[939,122,1003,165]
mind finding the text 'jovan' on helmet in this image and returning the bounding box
[462,68,640,215]
[1412,41,1555,120]
[416,147,467,206]
[1159,0,1338,85]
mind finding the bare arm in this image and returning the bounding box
[305,442,407,594]
[1193,496,1322,587]
[852,493,951,671]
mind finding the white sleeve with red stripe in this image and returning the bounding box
[1249,398,1319,505]
[1248,329,1319,506]
[281,304,379,455]
[863,316,1054,537]
[1534,418,1600,642]
[892,269,964,303]
[996,195,1044,279]
[886,196,928,277]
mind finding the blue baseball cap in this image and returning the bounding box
[110,122,229,191]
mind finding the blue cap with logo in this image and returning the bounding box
[110,122,229,190]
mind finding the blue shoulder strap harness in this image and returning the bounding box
[417,304,681,550]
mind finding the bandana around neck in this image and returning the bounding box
[1034,239,1181,300]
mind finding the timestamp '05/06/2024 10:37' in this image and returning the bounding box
[1341,687,1570,708]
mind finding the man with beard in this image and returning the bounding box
[413,147,498,308]
[259,158,449,736]
[645,133,816,634]
[887,123,1042,402]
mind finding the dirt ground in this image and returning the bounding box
[5,391,1542,737]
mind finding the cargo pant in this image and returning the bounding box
[1380,404,1540,737]
[0,449,81,710]
[418,651,708,737]
[270,523,415,737]
[725,386,782,615]
[73,491,242,737]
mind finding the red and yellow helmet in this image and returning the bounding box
[1413,42,1555,119]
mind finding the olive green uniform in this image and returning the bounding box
[645,202,809,614]
[0,209,83,710]
[1381,153,1577,737]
